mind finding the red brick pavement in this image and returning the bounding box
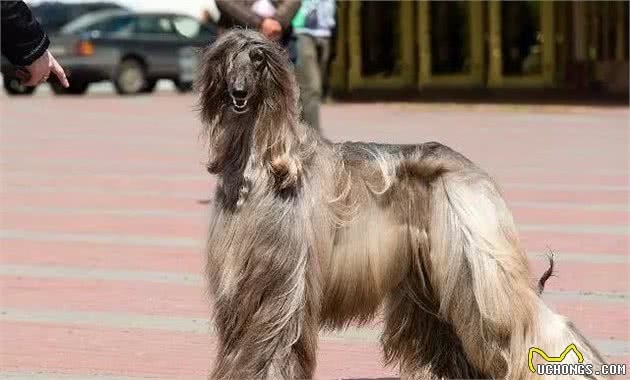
[1,93,628,379]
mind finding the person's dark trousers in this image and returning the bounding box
[295,34,330,130]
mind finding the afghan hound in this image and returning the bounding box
[197,29,609,380]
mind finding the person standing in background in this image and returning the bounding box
[214,0,301,61]
[200,1,221,30]
[293,0,336,131]
[1,0,69,88]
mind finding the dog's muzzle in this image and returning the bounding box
[231,97,248,114]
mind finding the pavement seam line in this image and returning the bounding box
[1,263,628,302]
[1,308,627,355]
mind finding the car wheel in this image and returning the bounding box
[174,79,193,93]
[114,59,147,95]
[141,78,157,93]
[51,80,89,95]
[3,77,36,96]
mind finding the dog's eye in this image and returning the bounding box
[249,49,264,64]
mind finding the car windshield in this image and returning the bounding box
[60,10,129,34]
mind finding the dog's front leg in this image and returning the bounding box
[208,212,321,380]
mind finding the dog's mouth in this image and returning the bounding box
[231,97,249,114]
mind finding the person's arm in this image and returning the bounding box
[215,0,263,29]
[1,1,49,66]
[273,0,301,30]
[1,1,68,87]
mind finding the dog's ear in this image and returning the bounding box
[197,32,246,173]
[253,42,305,190]
[196,41,228,130]
[257,125,303,190]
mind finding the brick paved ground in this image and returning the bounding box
[1,87,628,379]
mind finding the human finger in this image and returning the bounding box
[15,68,30,81]
[50,56,69,88]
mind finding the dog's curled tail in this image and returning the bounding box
[537,252,555,295]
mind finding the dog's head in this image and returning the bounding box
[197,29,298,122]
[197,29,304,189]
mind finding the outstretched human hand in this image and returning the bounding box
[16,50,69,88]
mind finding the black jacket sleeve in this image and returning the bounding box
[1,1,50,66]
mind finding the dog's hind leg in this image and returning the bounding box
[425,167,608,379]
[380,209,486,380]
[382,284,488,379]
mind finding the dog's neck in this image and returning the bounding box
[209,111,257,176]
[211,103,315,206]
[207,112,257,209]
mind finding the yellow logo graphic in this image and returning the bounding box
[528,344,584,373]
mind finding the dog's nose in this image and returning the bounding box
[230,89,248,100]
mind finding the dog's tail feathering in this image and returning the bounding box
[427,167,609,379]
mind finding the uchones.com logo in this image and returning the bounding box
[528,344,627,377]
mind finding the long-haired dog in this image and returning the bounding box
[197,29,609,380]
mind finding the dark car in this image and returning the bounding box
[2,10,216,96]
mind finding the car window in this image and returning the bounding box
[60,10,129,34]
[172,16,216,41]
[94,15,135,34]
[172,16,200,38]
[135,16,175,35]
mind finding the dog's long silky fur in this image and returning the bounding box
[198,30,609,380]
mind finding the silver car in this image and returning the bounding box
[2,10,216,95]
